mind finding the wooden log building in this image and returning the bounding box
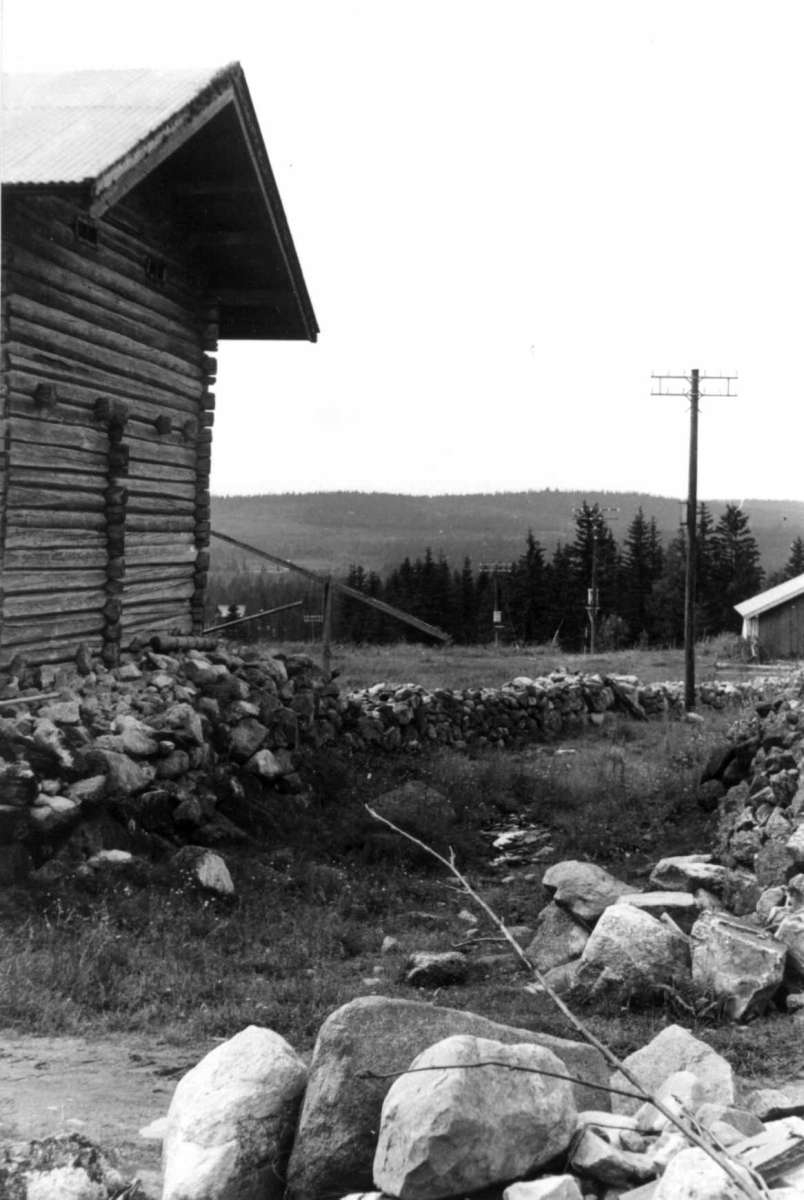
[0,63,317,667]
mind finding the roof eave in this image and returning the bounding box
[84,62,317,344]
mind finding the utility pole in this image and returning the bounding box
[571,505,619,654]
[651,369,737,710]
[479,562,512,647]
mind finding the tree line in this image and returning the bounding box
[207,502,804,649]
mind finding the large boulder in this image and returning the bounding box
[574,902,690,1001]
[525,902,590,973]
[370,781,456,844]
[541,861,635,923]
[373,1034,577,1199]
[610,1024,735,1117]
[162,1025,307,1200]
[691,911,787,1020]
[284,995,610,1200]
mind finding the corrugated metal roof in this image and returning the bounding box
[734,572,804,618]
[1,66,232,186]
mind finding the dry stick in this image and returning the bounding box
[365,806,768,1200]
[0,691,62,709]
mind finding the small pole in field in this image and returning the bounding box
[322,575,333,678]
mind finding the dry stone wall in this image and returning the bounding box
[0,640,801,885]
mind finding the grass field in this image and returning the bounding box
[277,640,737,691]
[0,643,799,1089]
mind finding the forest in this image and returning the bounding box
[207,502,804,651]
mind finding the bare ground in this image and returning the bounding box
[0,1031,210,1196]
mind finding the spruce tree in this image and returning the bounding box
[622,507,661,642]
[784,537,804,581]
[509,530,547,643]
[544,542,575,647]
[645,528,686,645]
[709,504,764,632]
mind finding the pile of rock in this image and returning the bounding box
[0,643,340,883]
[127,998,804,1199]
[3,643,789,883]
[396,850,802,1026]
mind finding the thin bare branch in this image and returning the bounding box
[366,805,768,1199]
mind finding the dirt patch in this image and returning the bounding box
[0,1031,211,1196]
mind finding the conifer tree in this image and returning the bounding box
[783,537,804,581]
[708,504,764,632]
[622,507,661,641]
[509,530,547,643]
[544,542,575,646]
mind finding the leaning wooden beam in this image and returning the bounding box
[210,529,450,643]
[203,599,303,634]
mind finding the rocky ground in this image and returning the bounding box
[4,644,804,1198]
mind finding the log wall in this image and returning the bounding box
[0,192,217,666]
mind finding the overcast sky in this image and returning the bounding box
[3,0,804,502]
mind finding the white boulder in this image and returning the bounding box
[162,1025,307,1200]
[373,1034,577,1199]
[574,902,690,1001]
[541,860,635,923]
[691,911,787,1020]
[654,1146,756,1198]
[610,1024,735,1117]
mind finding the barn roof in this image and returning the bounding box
[734,573,804,618]
[1,63,318,341]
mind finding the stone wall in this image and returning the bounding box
[0,640,801,882]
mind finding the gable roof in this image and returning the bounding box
[1,64,318,341]
[734,573,804,619]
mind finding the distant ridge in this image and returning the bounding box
[210,490,804,577]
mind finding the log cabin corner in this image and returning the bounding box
[0,63,317,668]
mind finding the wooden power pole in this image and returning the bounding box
[651,369,737,711]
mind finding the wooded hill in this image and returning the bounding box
[210,490,804,578]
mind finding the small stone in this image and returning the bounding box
[381,936,399,955]
[247,748,285,779]
[504,1178,583,1199]
[156,749,190,779]
[88,849,134,867]
[526,902,590,972]
[116,662,142,681]
[569,1127,654,1187]
[39,700,82,726]
[746,1087,794,1120]
[402,951,468,987]
[170,847,234,896]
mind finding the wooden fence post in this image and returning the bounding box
[322,575,333,678]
